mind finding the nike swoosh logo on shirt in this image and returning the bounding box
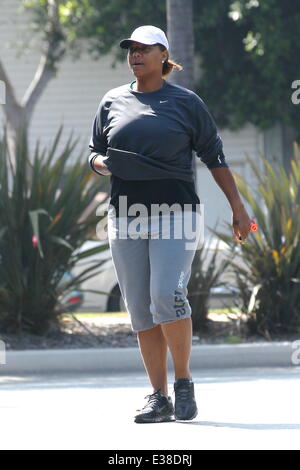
[159,100,168,103]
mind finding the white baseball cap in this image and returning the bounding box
[119,25,169,50]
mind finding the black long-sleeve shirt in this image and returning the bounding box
[89,79,228,217]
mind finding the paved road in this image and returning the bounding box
[0,367,300,450]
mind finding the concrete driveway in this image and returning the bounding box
[0,367,299,450]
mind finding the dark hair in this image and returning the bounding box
[157,44,184,78]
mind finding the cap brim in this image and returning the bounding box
[119,39,153,49]
[119,39,136,49]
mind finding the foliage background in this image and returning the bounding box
[23,0,300,137]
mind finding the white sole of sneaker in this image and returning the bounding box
[134,415,175,424]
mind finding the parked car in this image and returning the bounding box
[56,271,84,313]
[71,240,126,312]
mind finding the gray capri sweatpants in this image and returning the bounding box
[107,209,202,332]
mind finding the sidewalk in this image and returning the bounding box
[1,314,298,374]
[1,341,297,374]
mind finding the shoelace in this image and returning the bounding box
[175,385,192,401]
[136,389,168,412]
[137,389,164,412]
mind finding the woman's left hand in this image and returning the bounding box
[232,204,252,243]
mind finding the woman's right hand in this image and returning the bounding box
[93,154,112,176]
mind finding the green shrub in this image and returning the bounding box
[215,146,300,339]
[0,127,109,334]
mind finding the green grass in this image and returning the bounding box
[208,308,240,315]
[224,335,244,344]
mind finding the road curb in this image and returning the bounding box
[0,341,297,374]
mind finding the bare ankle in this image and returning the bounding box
[153,387,168,397]
[175,373,192,381]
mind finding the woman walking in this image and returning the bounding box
[89,25,252,423]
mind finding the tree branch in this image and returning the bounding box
[21,0,66,121]
[0,59,21,119]
[21,53,56,121]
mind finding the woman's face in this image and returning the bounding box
[127,41,168,78]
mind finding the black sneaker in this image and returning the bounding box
[134,389,175,423]
[174,378,198,420]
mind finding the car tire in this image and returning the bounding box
[107,283,126,312]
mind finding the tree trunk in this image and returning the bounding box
[166,0,194,90]
[263,121,299,171]
[281,122,298,171]
[166,0,197,182]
